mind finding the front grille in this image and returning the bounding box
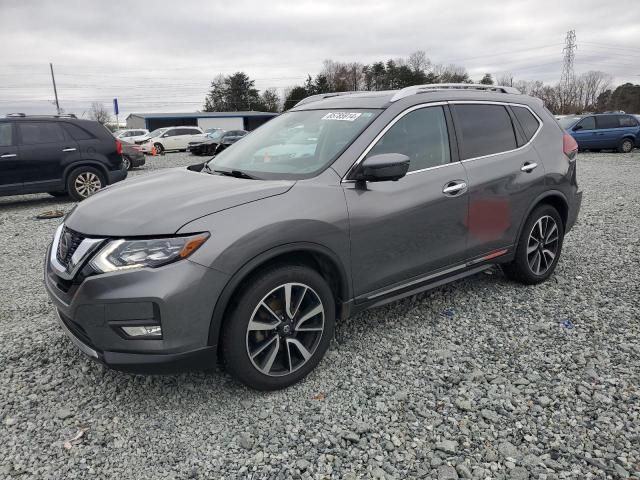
[56,226,85,267]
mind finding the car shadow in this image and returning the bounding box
[0,194,74,210]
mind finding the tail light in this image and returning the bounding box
[116,139,123,155]
[563,133,578,160]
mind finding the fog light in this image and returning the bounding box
[121,326,162,337]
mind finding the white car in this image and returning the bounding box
[114,129,149,143]
[139,126,207,154]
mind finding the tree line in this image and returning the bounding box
[202,51,639,115]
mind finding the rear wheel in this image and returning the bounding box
[66,167,105,201]
[618,138,634,153]
[122,156,131,170]
[503,204,564,285]
[221,265,335,390]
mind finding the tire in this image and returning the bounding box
[618,138,634,153]
[502,204,564,285]
[154,142,164,155]
[48,191,67,198]
[66,166,106,201]
[122,156,131,170]
[221,265,335,390]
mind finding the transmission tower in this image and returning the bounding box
[560,30,577,112]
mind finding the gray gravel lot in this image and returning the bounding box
[1,151,639,479]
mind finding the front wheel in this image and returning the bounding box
[502,204,564,285]
[153,142,164,155]
[221,265,335,390]
[618,138,634,153]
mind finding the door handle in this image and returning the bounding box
[0,153,17,158]
[442,181,467,195]
[62,147,77,152]
[521,162,538,173]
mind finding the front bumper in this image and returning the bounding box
[44,244,229,373]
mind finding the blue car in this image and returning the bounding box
[558,113,639,153]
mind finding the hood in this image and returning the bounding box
[65,168,294,236]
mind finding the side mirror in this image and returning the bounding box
[161,133,169,138]
[573,125,583,131]
[352,153,410,182]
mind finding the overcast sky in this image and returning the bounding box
[1,0,639,120]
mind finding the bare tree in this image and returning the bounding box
[496,73,514,87]
[88,102,110,124]
[579,71,612,111]
[408,50,430,73]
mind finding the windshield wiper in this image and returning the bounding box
[213,168,259,180]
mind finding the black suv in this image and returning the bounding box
[0,114,127,201]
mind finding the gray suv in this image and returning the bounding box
[44,84,582,390]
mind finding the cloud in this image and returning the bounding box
[1,0,638,117]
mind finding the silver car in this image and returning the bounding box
[45,84,582,390]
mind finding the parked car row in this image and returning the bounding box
[558,113,639,153]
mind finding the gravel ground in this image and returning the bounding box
[1,151,639,480]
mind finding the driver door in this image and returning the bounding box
[343,105,469,299]
[571,116,596,149]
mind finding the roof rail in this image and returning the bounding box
[294,91,360,107]
[4,113,77,119]
[390,83,521,102]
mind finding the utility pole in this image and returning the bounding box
[560,30,577,114]
[50,63,60,115]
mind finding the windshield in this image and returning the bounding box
[209,109,379,180]
[557,116,583,129]
[208,130,225,141]
[148,128,168,138]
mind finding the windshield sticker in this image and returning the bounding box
[322,112,362,122]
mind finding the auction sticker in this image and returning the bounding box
[322,112,362,121]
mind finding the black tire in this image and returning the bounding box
[66,166,106,202]
[221,265,335,390]
[502,204,564,285]
[618,138,634,153]
[48,191,67,198]
[154,142,164,155]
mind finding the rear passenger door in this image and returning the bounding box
[451,102,546,260]
[595,115,622,149]
[17,121,78,191]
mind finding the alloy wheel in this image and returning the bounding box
[527,215,559,275]
[74,172,102,198]
[246,282,325,377]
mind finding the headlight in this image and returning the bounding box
[90,233,209,273]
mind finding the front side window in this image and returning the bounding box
[366,106,451,172]
[596,115,619,129]
[0,123,13,146]
[19,122,66,145]
[576,116,595,131]
[453,104,517,159]
[209,109,380,180]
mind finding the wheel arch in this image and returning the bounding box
[516,190,569,241]
[63,161,109,186]
[207,242,351,349]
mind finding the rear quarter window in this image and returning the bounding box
[63,123,95,140]
[453,104,517,159]
[619,115,638,127]
[512,106,541,142]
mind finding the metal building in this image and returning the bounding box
[125,111,278,132]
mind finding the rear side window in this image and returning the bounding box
[619,115,638,127]
[63,123,94,141]
[512,106,541,142]
[19,122,66,145]
[0,123,13,146]
[366,106,451,172]
[453,104,517,159]
[596,116,619,129]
